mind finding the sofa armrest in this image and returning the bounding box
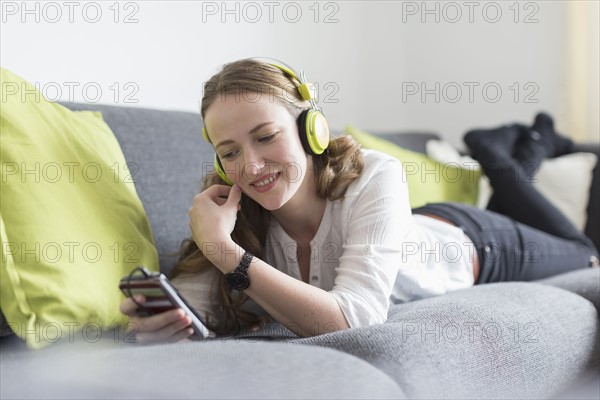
[574,142,600,251]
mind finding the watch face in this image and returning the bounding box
[225,272,249,291]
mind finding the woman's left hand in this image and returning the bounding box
[188,184,242,251]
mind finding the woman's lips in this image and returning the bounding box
[250,172,281,193]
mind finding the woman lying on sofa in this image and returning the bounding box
[120,58,599,343]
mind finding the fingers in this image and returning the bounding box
[189,185,232,212]
[202,184,233,200]
[121,298,196,344]
[133,308,185,332]
[129,308,194,344]
[120,295,145,316]
[189,184,242,213]
[214,197,227,206]
[188,184,242,245]
[225,185,242,210]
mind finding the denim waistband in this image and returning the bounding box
[412,202,520,284]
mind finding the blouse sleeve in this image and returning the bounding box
[329,155,415,328]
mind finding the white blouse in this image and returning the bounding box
[172,149,475,330]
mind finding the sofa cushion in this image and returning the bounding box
[231,281,599,399]
[378,282,599,399]
[346,125,481,208]
[0,70,159,348]
[0,339,405,399]
[62,103,214,276]
[535,267,600,312]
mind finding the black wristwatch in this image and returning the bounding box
[225,251,254,291]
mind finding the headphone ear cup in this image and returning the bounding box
[298,109,330,155]
[297,110,313,155]
[214,154,234,186]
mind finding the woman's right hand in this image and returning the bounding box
[119,295,194,344]
[188,184,242,250]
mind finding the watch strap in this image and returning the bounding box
[225,251,254,291]
[237,251,253,275]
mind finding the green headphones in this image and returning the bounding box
[201,59,330,186]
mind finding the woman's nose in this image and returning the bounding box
[242,150,264,180]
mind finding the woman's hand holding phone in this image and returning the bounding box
[119,295,194,344]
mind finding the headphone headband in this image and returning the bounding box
[252,57,317,105]
[202,58,319,143]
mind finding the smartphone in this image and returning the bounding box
[119,267,214,340]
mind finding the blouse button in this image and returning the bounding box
[484,245,491,253]
[364,245,371,254]
[311,276,319,282]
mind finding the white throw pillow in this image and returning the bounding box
[426,140,597,231]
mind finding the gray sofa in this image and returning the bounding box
[1,103,599,399]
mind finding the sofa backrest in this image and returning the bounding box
[63,103,600,273]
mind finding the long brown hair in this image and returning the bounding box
[171,59,364,335]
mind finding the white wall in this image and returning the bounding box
[1,1,597,149]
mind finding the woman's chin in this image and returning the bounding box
[252,192,291,211]
[258,198,286,211]
[243,182,296,211]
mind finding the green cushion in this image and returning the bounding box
[0,69,159,349]
[346,126,481,208]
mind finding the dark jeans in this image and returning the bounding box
[426,121,600,284]
[412,156,598,284]
[412,202,597,284]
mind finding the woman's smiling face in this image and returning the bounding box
[203,93,313,211]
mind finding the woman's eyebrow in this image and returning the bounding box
[214,122,274,150]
